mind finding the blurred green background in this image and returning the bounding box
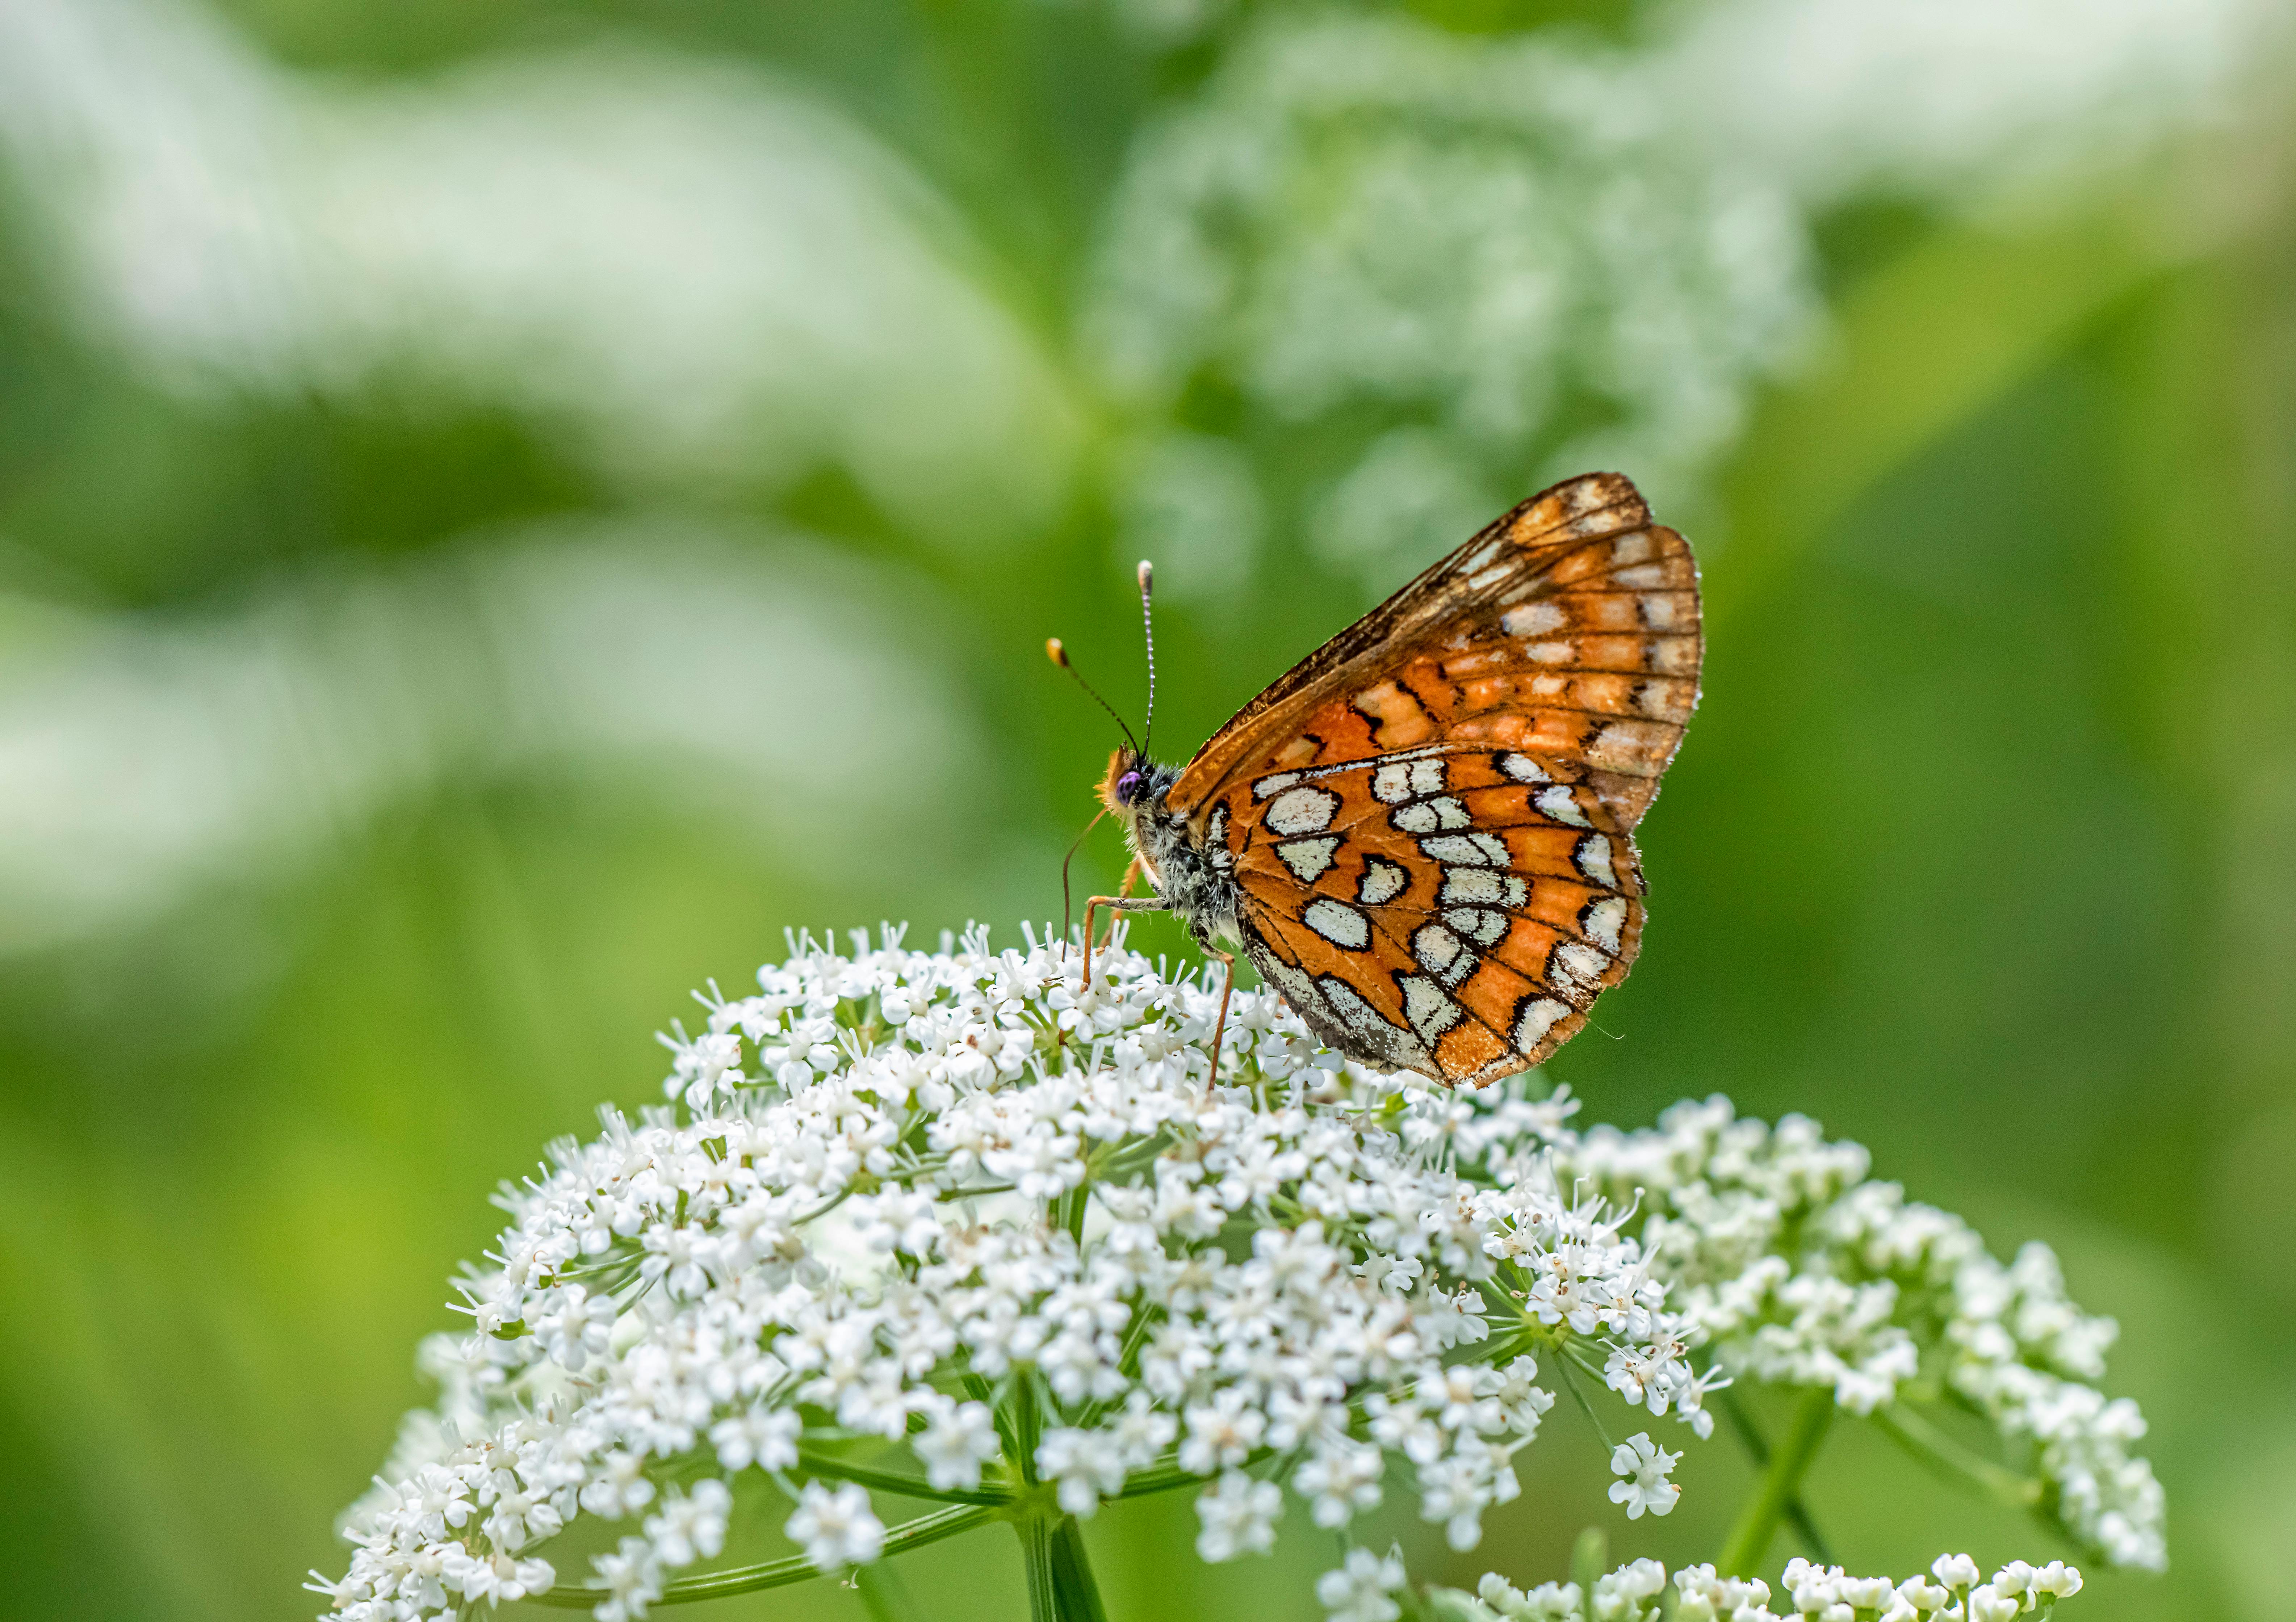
[0,1,2290,1619]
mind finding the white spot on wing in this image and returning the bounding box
[1391,797,1469,833]
[1614,563,1667,589]
[1527,640,1575,664]
[1498,752,1549,784]
[1501,601,1566,637]
[1445,907,1507,946]
[1440,869,1527,907]
[1554,941,1609,991]
[1253,772,1301,799]
[1514,996,1570,1051]
[1277,836,1341,883]
[1320,975,1426,1067]
[1583,896,1627,953]
[1400,975,1461,1043]
[1303,896,1370,950]
[1575,834,1618,888]
[1357,857,1407,907]
[1611,533,1653,566]
[1372,757,1449,802]
[1535,785,1591,828]
[1268,786,1340,835]
[1411,923,1463,976]
[1418,834,1493,866]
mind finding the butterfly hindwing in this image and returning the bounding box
[1220,747,1645,1085]
[1170,470,1700,1087]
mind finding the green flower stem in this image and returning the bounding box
[1569,1525,1610,1611]
[1019,1509,1061,1622]
[1716,1387,1835,1576]
[1870,1403,2043,1511]
[796,1448,1016,1507]
[1048,1516,1109,1622]
[1718,1388,1834,1564]
[1016,1508,1110,1622]
[528,1504,996,1608]
[1554,1351,1618,1453]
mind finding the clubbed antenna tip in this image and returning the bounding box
[1047,633,1140,752]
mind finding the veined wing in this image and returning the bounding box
[1177,471,1701,1085]
[1168,471,1701,833]
[1214,747,1642,1085]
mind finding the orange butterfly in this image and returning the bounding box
[1059,471,1701,1088]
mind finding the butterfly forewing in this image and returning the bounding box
[1172,471,1700,1087]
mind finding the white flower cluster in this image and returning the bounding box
[1440,1553,2083,1622]
[1564,1102,2166,1570]
[312,927,2158,1621]
[1085,9,1813,592]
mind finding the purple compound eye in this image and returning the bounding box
[1114,770,1144,803]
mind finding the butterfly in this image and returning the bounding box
[1059,471,1701,1088]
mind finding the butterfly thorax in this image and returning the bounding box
[1101,748,1243,951]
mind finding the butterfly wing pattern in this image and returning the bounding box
[1168,472,1701,1086]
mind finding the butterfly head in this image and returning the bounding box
[1100,747,1154,813]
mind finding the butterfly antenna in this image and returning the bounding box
[1047,638,1140,753]
[1136,559,1157,753]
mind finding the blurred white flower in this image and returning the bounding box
[0,522,984,956]
[0,0,1081,543]
[1114,429,1267,601]
[1085,10,1813,587]
[1086,0,2283,594]
[1666,0,2284,209]
[642,1481,730,1567]
[784,1481,884,1571]
[1194,1471,1283,1562]
[1316,1545,1407,1622]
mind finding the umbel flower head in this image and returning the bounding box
[312,925,2160,1621]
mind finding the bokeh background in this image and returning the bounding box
[0,1,2291,1619]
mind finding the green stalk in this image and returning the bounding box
[1870,1403,2042,1511]
[1569,1525,1609,1615]
[1013,1505,1110,1622]
[795,1448,1016,1507]
[1715,1388,1834,1577]
[1049,1514,1111,1622]
[1718,1388,1835,1563]
[1001,1371,1107,1621]
[529,1504,994,1608]
[1019,1510,1062,1622]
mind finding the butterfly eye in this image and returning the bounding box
[1115,770,1144,803]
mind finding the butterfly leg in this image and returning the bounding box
[1081,895,1165,991]
[1206,949,1237,1081]
[1092,859,1144,955]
